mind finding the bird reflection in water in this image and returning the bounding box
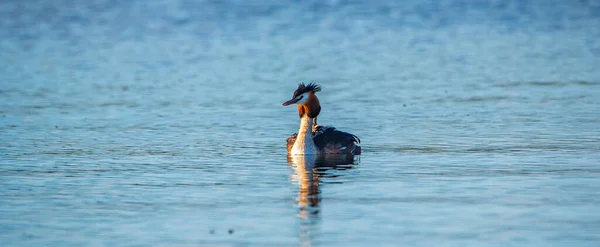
[287,154,358,246]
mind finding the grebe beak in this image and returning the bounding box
[282,98,299,106]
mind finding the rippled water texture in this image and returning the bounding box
[1,0,600,246]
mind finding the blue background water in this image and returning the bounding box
[1,0,600,246]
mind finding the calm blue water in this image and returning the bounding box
[1,0,600,246]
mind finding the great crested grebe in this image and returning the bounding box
[282,83,361,155]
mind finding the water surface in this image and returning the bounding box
[1,0,600,246]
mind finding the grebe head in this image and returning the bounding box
[283,82,322,118]
[282,82,321,106]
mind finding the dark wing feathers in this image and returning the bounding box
[313,125,359,145]
[287,125,361,155]
[313,125,361,155]
[286,133,298,153]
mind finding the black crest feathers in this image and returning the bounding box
[292,82,321,98]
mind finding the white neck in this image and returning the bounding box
[291,115,317,155]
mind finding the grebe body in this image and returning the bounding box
[282,83,361,155]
